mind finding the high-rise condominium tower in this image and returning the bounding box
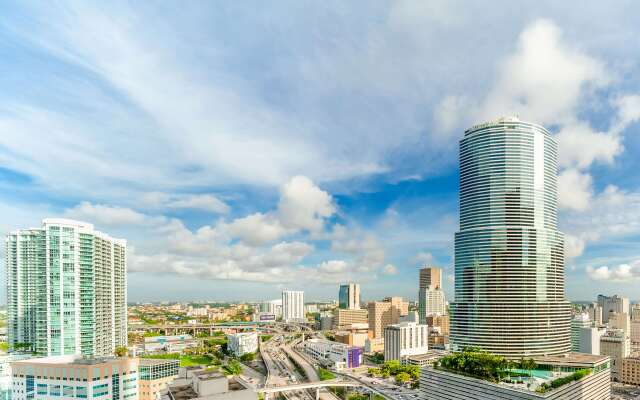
[339,283,360,309]
[450,117,571,357]
[418,267,446,324]
[282,290,304,322]
[6,219,127,357]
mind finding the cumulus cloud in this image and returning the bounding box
[558,169,593,212]
[278,176,335,232]
[478,19,607,125]
[413,251,435,265]
[227,213,288,247]
[586,261,640,282]
[382,264,398,275]
[556,122,622,170]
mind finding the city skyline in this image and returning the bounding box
[1,3,640,302]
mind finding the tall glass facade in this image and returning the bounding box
[450,117,571,357]
[5,219,127,357]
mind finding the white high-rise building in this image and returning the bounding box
[418,267,446,324]
[260,299,282,318]
[587,303,603,326]
[6,219,127,357]
[578,326,605,355]
[282,290,304,323]
[598,294,630,323]
[384,322,429,363]
[571,313,592,351]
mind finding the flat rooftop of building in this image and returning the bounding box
[12,355,129,365]
[192,369,226,381]
[168,384,199,400]
[139,358,180,366]
[405,350,449,361]
[532,352,610,367]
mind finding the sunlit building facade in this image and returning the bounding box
[6,219,127,357]
[450,117,571,357]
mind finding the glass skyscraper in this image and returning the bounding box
[5,218,127,357]
[338,283,360,309]
[450,117,571,357]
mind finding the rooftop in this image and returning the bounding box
[192,369,226,381]
[139,358,180,366]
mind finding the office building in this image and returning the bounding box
[333,309,368,330]
[338,283,360,310]
[609,312,631,338]
[570,313,592,352]
[302,339,362,371]
[631,320,640,345]
[260,300,282,319]
[425,315,450,336]
[587,303,604,326]
[420,353,611,400]
[227,332,258,357]
[6,219,127,357]
[600,329,631,381]
[138,358,179,400]
[383,322,429,363]
[399,311,419,323]
[10,356,139,400]
[418,267,446,324]
[368,297,408,339]
[632,304,640,321]
[598,295,630,324]
[282,291,304,323]
[621,356,640,386]
[578,326,605,355]
[364,338,384,354]
[450,118,571,357]
[404,350,448,367]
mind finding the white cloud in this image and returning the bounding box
[382,264,398,275]
[586,261,640,282]
[478,19,607,125]
[564,235,586,259]
[558,169,593,211]
[227,213,288,247]
[556,122,622,169]
[64,201,153,226]
[142,192,229,214]
[278,175,335,232]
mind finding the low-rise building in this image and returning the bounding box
[419,353,611,400]
[333,309,368,331]
[166,368,255,400]
[364,338,384,354]
[621,356,640,386]
[600,329,631,381]
[404,350,448,367]
[302,339,362,371]
[383,322,428,363]
[227,332,258,357]
[11,356,139,400]
[139,358,180,400]
[427,326,449,350]
[335,324,369,348]
[144,335,198,354]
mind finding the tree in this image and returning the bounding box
[395,372,411,384]
[114,346,128,357]
[240,352,256,362]
[223,360,243,376]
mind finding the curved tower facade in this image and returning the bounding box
[450,117,571,357]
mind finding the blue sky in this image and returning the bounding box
[1,1,640,303]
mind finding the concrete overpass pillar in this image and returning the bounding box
[316,388,320,400]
